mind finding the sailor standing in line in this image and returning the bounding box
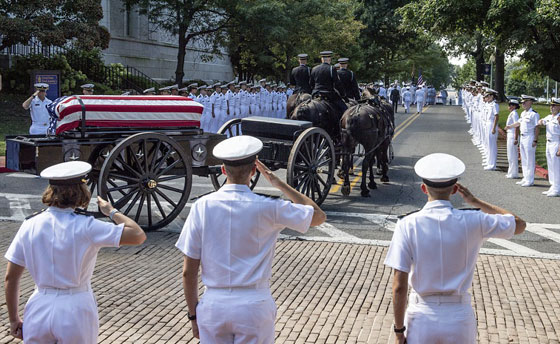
[264,83,273,117]
[177,136,326,343]
[258,79,267,115]
[385,153,526,344]
[482,89,500,171]
[81,84,95,95]
[402,87,412,114]
[502,99,520,179]
[507,95,540,187]
[239,82,250,118]
[249,86,257,117]
[188,83,199,99]
[219,85,229,129]
[415,86,425,114]
[234,84,241,118]
[143,87,156,95]
[209,84,222,133]
[197,86,210,132]
[4,161,146,343]
[22,83,53,135]
[536,98,560,197]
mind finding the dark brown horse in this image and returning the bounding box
[290,96,341,142]
[286,92,311,119]
[340,97,394,197]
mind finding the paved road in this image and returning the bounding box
[1,105,559,259]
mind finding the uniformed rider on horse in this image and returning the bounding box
[309,51,348,118]
[290,54,312,94]
[337,57,361,101]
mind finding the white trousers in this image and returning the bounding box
[404,101,411,113]
[416,100,424,113]
[29,124,48,135]
[198,288,276,344]
[23,288,98,344]
[546,141,560,194]
[520,134,537,184]
[405,293,476,344]
[240,105,249,118]
[485,122,498,168]
[506,133,519,178]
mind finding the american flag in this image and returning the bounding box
[417,70,424,87]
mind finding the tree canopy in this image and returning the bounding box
[0,0,110,51]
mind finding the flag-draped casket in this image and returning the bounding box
[48,95,203,135]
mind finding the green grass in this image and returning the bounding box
[0,94,32,156]
[497,102,550,170]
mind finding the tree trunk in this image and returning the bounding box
[474,37,485,81]
[175,26,188,86]
[495,48,505,102]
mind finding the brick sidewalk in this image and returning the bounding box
[1,221,560,343]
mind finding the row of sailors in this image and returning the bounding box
[152,82,291,133]
[461,80,560,197]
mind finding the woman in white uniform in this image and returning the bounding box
[537,98,560,197]
[503,99,520,178]
[4,161,146,343]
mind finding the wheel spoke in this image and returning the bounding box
[128,145,145,175]
[134,193,146,222]
[153,145,173,172]
[157,174,187,182]
[107,183,136,193]
[157,158,183,177]
[149,141,162,173]
[116,155,142,178]
[158,183,185,194]
[155,188,178,208]
[122,189,142,215]
[108,172,139,184]
[296,151,312,167]
[313,134,322,161]
[147,193,152,228]
[317,158,332,168]
[142,139,149,173]
[111,186,139,209]
[152,192,167,219]
[107,192,115,205]
[293,170,307,182]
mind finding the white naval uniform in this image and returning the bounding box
[384,201,516,344]
[505,110,520,178]
[415,89,425,113]
[209,92,220,133]
[484,101,500,169]
[249,92,257,117]
[542,113,560,196]
[402,90,412,113]
[197,94,209,132]
[175,184,314,344]
[518,108,540,185]
[5,207,123,344]
[226,90,235,118]
[239,90,250,118]
[29,96,53,135]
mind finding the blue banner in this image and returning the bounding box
[34,72,60,100]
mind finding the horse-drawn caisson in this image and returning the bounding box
[5,86,393,231]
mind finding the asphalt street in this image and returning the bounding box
[1,104,559,260]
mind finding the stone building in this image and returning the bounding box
[99,0,234,82]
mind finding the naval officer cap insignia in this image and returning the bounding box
[508,99,520,108]
[34,83,49,90]
[40,161,92,186]
[550,98,560,105]
[338,57,349,63]
[297,54,308,59]
[414,153,465,188]
[521,94,536,102]
[320,51,333,57]
[80,83,95,90]
[213,135,263,166]
[484,88,498,96]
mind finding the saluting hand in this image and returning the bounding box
[256,159,282,189]
[456,183,477,204]
[97,196,114,217]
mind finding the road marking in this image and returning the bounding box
[487,238,542,256]
[525,223,560,244]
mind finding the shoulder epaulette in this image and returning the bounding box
[397,209,421,219]
[25,209,46,220]
[458,208,481,211]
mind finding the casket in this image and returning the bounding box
[50,95,203,135]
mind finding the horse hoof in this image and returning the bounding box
[361,190,371,197]
[337,169,344,179]
[380,176,389,183]
[368,182,377,190]
[341,185,351,196]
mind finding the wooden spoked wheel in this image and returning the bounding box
[98,132,192,231]
[287,127,335,205]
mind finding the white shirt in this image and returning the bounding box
[506,110,519,135]
[402,90,411,102]
[542,114,560,140]
[384,200,515,296]
[176,184,313,288]
[485,101,499,123]
[519,108,540,135]
[5,207,123,289]
[30,96,53,125]
[415,89,425,101]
